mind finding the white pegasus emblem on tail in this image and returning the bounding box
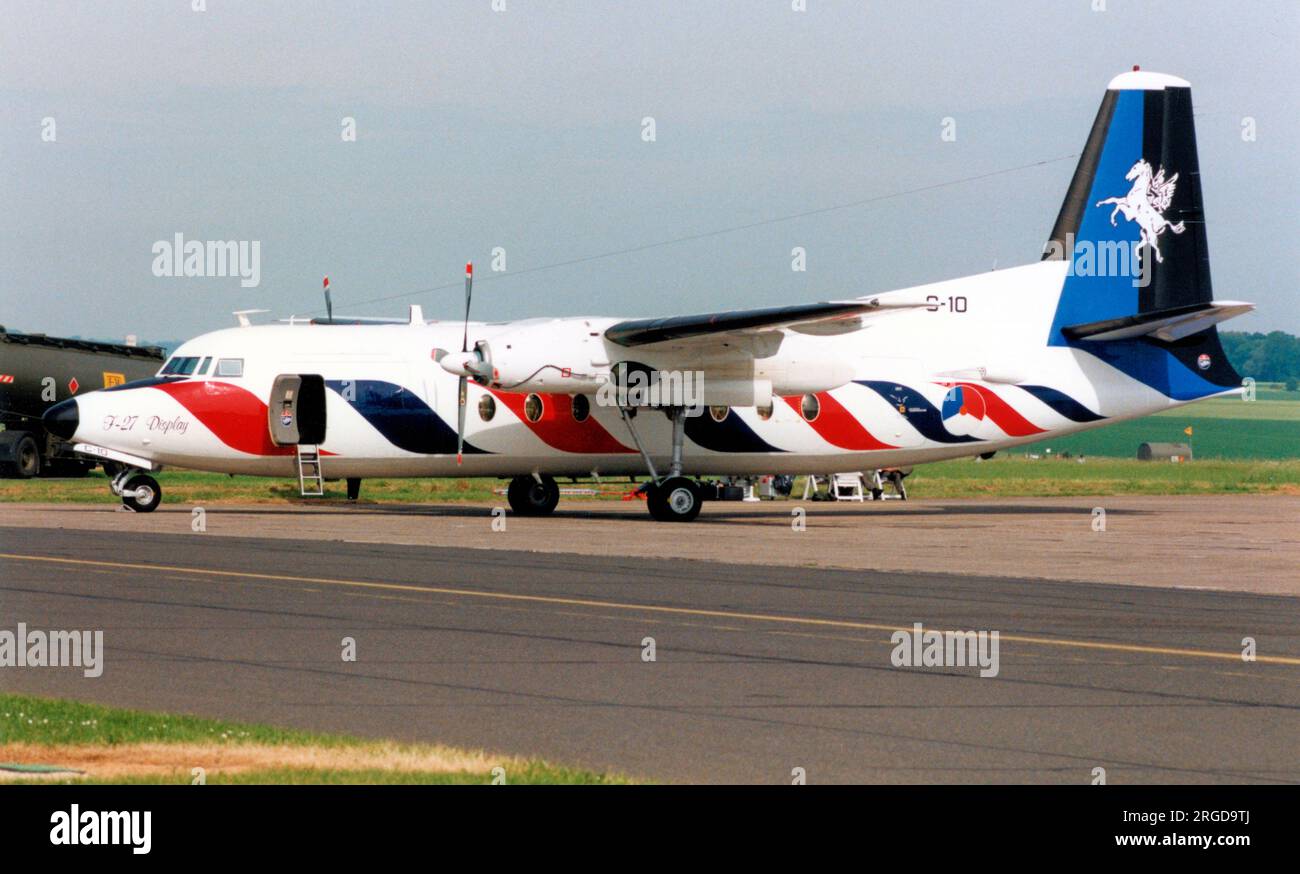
[1095,159,1186,263]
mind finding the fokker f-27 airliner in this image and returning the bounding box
[44,70,1253,521]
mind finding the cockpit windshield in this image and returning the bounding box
[160,356,202,375]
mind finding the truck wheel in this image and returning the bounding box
[121,474,162,513]
[9,433,41,479]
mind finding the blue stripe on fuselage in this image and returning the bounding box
[857,381,980,444]
[684,408,785,453]
[326,380,486,455]
[1017,385,1105,423]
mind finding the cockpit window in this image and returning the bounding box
[196,357,212,375]
[215,358,244,377]
[161,356,202,375]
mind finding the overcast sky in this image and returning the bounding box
[2,0,1296,342]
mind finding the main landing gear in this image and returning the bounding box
[503,406,704,522]
[621,406,702,522]
[109,468,162,513]
[646,476,702,522]
[507,474,560,516]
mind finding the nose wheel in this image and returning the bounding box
[111,470,163,513]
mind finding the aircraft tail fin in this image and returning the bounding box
[1042,69,1249,398]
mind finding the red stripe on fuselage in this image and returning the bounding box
[781,392,897,450]
[150,380,298,456]
[938,382,1044,437]
[490,391,635,454]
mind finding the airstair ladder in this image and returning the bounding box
[297,445,324,497]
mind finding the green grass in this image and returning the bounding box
[1019,392,1300,460]
[0,693,627,785]
[909,456,1300,497]
[1022,415,1299,460]
[1014,390,1300,460]
[39,765,622,785]
[0,693,354,747]
[1155,394,1300,420]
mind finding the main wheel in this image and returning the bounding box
[646,476,702,522]
[507,474,559,516]
[121,474,162,513]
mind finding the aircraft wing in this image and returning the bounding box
[604,297,926,347]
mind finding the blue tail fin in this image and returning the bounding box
[1042,70,1244,400]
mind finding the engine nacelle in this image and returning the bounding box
[452,319,610,394]
[447,318,859,404]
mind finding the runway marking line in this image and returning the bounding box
[4,551,1299,667]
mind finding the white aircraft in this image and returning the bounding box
[44,70,1253,521]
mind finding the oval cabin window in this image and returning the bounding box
[524,393,544,423]
[571,394,590,422]
[800,393,820,422]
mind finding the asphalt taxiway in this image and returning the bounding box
[2,498,1297,783]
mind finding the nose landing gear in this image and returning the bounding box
[110,468,163,513]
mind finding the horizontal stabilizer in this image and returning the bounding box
[605,298,926,347]
[1061,300,1254,343]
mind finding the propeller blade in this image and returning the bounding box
[323,276,333,323]
[462,262,473,353]
[458,262,474,464]
[456,375,468,466]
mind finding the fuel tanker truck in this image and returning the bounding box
[0,326,165,477]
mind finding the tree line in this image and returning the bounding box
[1221,331,1300,390]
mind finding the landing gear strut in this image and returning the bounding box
[111,469,162,513]
[507,474,560,516]
[621,406,702,522]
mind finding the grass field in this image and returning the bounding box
[0,693,625,784]
[1019,391,1300,460]
[908,457,1300,496]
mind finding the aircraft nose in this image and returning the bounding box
[43,398,80,441]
